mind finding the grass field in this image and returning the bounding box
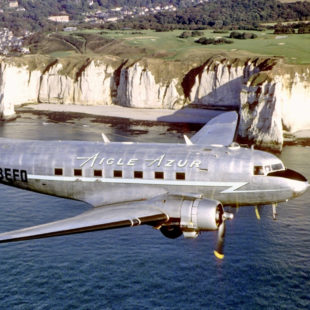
[48,29,310,64]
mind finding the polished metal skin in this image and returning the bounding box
[0,112,307,257]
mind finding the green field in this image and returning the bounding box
[46,29,310,64]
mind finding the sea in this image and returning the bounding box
[0,110,309,310]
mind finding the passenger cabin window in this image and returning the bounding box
[74,169,82,177]
[155,171,164,179]
[54,168,63,176]
[134,171,143,179]
[94,170,102,177]
[176,172,185,180]
[114,170,122,178]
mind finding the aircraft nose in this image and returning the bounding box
[286,169,309,197]
[292,180,309,197]
[268,168,309,197]
[292,178,309,197]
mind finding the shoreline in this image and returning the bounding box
[16,103,310,146]
[17,104,224,124]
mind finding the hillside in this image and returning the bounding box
[0,0,309,33]
[279,0,310,2]
[24,29,310,65]
[133,0,310,29]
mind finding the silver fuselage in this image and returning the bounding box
[0,138,307,208]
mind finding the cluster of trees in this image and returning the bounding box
[229,31,257,39]
[128,0,310,30]
[298,24,310,34]
[274,24,295,34]
[195,37,233,45]
[178,30,204,38]
[274,22,310,34]
[92,0,196,9]
[191,30,258,46]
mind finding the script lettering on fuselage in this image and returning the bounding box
[0,168,28,183]
[77,153,201,169]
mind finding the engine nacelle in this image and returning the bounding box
[180,198,224,238]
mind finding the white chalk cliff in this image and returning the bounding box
[0,55,309,150]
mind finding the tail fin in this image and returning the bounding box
[190,111,239,146]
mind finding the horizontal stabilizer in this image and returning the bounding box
[191,111,239,146]
[0,202,168,243]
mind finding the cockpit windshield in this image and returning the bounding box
[253,162,285,176]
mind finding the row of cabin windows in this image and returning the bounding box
[54,168,185,180]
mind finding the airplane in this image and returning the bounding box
[0,111,308,259]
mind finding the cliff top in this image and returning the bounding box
[25,29,310,65]
[2,54,309,88]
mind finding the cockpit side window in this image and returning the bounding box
[254,162,285,176]
[254,166,265,175]
[265,165,272,174]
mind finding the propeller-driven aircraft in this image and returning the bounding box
[0,111,308,259]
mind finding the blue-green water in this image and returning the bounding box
[0,112,309,309]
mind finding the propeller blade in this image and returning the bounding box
[214,221,226,260]
[272,203,277,220]
[255,205,261,220]
[213,211,233,259]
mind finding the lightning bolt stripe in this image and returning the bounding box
[27,174,248,193]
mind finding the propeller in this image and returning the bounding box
[255,205,261,220]
[272,203,277,220]
[214,212,233,259]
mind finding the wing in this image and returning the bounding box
[0,201,168,243]
[190,111,239,146]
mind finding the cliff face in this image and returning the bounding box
[0,55,310,150]
[277,70,310,133]
[187,58,260,107]
[116,62,181,109]
[38,59,116,106]
[239,73,284,150]
[239,67,310,150]
[0,61,41,119]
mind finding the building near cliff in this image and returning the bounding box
[9,0,18,8]
[48,15,70,23]
[64,27,77,32]
[0,28,30,55]
[0,55,309,151]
